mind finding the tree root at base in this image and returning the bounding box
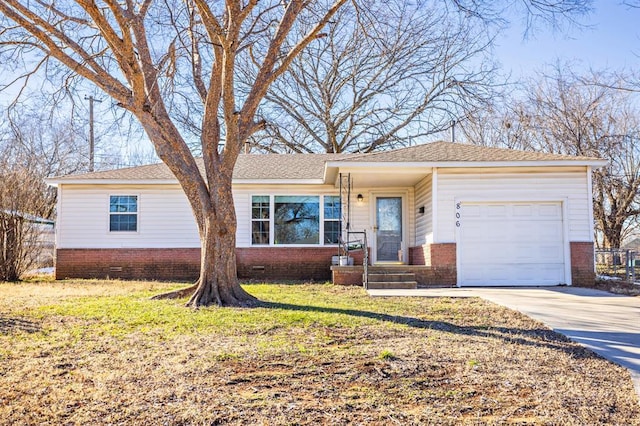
[151,280,258,307]
[150,283,199,300]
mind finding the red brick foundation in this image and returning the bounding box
[409,245,428,265]
[55,248,201,281]
[56,241,592,286]
[236,247,341,281]
[570,241,595,286]
[56,247,344,282]
[331,266,366,286]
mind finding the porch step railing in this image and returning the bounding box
[338,172,368,288]
[341,230,368,289]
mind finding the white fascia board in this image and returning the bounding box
[48,178,325,186]
[46,179,179,186]
[233,179,325,185]
[326,160,608,169]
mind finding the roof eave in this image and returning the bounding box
[233,179,326,185]
[326,160,608,168]
[47,179,179,186]
[48,178,328,186]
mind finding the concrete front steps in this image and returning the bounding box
[366,266,418,290]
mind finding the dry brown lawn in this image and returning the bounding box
[0,279,638,425]
[582,278,640,296]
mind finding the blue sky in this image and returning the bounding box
[495,0,639,79]
[2,1,638,165]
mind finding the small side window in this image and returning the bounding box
[251,195,270,244]
[109,195,138,232]
[324,195,341,244]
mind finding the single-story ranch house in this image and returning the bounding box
[48,142,606,288]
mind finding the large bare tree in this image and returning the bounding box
[248,0,594,154]
[248,1,497,153]
[0,0,345,306]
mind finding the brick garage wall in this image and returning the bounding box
[55,248,201,281]
[431,243,456,266]
[410,243,457,268]
[570,241,595,286]
[57,247,343,281]
[428,243,457,285]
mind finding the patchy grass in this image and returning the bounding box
[0,280,638,425]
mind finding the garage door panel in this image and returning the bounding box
[513,204,533,216]
[459,201,566,287]
[486,205,507,217]
[461,263,565,286]
[464,204,482,217]
[537,223,563,240]
[513,227,532,240]
[536,244,564,261]
[539,204,562,217]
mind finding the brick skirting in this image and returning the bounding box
[56,247,345,281]
[55,248,201,281]
[236,247,342,281]
[408,245,428,265]
[56,241,593,286]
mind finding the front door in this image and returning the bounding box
[375,196,403,262]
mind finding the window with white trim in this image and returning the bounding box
[323,195,341,244]
[251,195,270,245]
[274,195,319,244]
[109,195,138,232]
[250,195,339,246]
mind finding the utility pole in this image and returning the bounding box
[84,95,102,172]
[450,120,456,143]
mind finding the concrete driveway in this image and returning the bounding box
[368,287,640,397]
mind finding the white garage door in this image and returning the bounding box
[458,202,566,286]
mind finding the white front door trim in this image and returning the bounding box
[369,190,410,264]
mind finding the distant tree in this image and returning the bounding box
[0,107,86,280]
[248,1,497,153]
[0,157,51,281]
[249,0,594,154]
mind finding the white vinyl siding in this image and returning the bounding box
[435,169,592,243]
[414,175,433,245]
[56,184,415,253]
[57,185,200,248]
[56,167,589,259]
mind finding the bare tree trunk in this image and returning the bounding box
[185,175,255,307]
[603,226,623,250]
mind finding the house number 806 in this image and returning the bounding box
[455,203,461,227]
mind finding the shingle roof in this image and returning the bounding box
[336,141,603,163]
[52,154,342,181]
[234,154,341,179]
[50,141,603,183]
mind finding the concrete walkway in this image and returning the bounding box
[368,287,640,397]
